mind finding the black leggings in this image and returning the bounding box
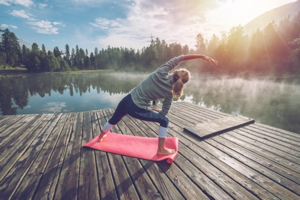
[109,94,169,128]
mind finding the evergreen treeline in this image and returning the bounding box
[1,12,300,75]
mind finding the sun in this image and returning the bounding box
[205,0,263,36]
[219,1,257,26]
[212,0,297,28]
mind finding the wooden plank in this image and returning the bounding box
[0,115,9,123]
[221,132,300,174]
[78,111,100,200]
[239,127,300,157]
[177,101,300,141]
[227,130,300,168]
[9,113,70,199]
[166,108,283,199]
[176,102,228,119]
[180,102,300,147]
[0,115,38,145]
[254,122,300,139]
[171,103,300,173]
[243,126,300,151]
[206,138,300,196]
[168,119,297,199]
[0,114,54,182]
[168,104,204,125]
[213,135,300,185]
[0,114,61,200]
[122,117,212,200]
[0,114,48,163]
[184,115,255,139]
[100,110,140,200]
[104,109,164,200]
[171,102,233,131]
[54,112,83,200]
[94,110,119,199]
[33,113,75,200]
[0,115,20,125]
[249,123,300,146]
[107,109,187,200]
[199,139,300,199]
[171,103,220,122]
[127,115,245,199]
[0,102,299,200]
[147,116,269,200]
[0,115,24,133]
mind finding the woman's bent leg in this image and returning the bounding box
[125,98,174,154]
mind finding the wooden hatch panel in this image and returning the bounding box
[184,115,255,139]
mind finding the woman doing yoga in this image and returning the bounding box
[98,54,218,155]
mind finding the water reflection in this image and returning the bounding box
[0,73,299,133]
[0,72,145,115]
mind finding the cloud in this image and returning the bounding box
[9,9,62,34]
[53,22,65,27]
[38,3,48,8]
[41,102,67,113]
[0,0,10,6]
[0,24,8,28]
[69,0,114,7]
[27,20,59,34]
[0,23,18,29]
[90,18,122,30]
[10,9,34,20]
[136,0,216,24]
[90,0,219,50]
[71,0,110,4]
[0,0,34,7]
[14,0,33,7]
[96,33,147,50]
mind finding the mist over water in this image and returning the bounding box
[0,72,299,134]
[182,76,300,133]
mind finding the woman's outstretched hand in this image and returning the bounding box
[98,132,107,142]
[203,56,218,65]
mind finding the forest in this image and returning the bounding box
[1,12,300,76]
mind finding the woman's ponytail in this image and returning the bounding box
[172,69,190,98]
[173,78,184,98]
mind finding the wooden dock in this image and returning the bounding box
[0,102,300,200]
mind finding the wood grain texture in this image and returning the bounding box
[0,102,299,200]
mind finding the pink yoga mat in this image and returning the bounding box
[83,133,178,163]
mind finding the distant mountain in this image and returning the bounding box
[243,0,300,34]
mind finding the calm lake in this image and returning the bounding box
[0,72,299,134]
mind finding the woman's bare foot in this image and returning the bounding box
[157,137,175,155]
[98,132,107,142]
[157,148,175,155]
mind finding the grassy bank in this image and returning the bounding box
[0,66,28,74]
[0,65,114,75]
[54,69,114,74]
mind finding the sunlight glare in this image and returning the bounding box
[212,1,257,28]
[207,0,297,36]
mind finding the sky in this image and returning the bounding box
[0,0,297,53]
